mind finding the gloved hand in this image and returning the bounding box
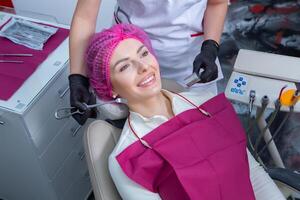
[193,39,219,83]
[69,74,97,125]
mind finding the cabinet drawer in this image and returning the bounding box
[40,118,84,179]
[62,170,91,200]
[24,67,70,154]
[36,95,71,155]
[51,142,88,197]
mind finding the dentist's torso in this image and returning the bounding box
[115,0,223,92]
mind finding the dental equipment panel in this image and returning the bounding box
[225,49,300,113]
[225,49,300,170]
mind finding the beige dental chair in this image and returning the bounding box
[83,79,185,200]
[84,120,122,200]
[83,79,300,200]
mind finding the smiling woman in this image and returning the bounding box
[110,39,161,105]
[86,24,173,119]
[85,23,285,200]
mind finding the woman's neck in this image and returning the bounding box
[128,91,174,119]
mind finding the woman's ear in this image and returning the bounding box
[112,91,118,99]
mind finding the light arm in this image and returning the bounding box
[203,0,228,43]
[69,0,102,75]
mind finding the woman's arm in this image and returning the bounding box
[109,155,162,200]
[203,0,228,43]
[247,150,286,200]
[69,0,101,75]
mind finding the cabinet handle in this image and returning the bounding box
[71,125,81,137]
[0,120,4,125]
[58,86,69,99]
[79,152,85,160]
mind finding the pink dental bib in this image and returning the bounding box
[117,93,255,200]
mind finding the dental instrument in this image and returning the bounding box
[183,68,204,87]
[0,53,33,63]
[55,98,127,120]
[0,60,24,63]
[0,53,33,56]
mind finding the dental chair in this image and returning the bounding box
[84,120,122,200]
[83,78,300,200]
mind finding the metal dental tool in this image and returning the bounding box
[0,60,24,63]
[0,53,33,63]
[183,68,204,87]
[54,98,127,120]
[0,53,33,57]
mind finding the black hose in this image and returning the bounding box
[258,106,294,156]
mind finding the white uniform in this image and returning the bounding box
[115,0,224,94]
[109,90,285,200]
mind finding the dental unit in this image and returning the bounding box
[225,49,300,168]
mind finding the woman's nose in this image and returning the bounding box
[136,60,149,73]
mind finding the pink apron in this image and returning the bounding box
[116,93,255,200]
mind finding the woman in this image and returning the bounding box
[86,23,285,200]
[69,0,228,125]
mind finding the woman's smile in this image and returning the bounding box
[137,73,156,88]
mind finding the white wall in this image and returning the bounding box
[12,0,115,31]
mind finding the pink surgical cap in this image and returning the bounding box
[86,23,154,100]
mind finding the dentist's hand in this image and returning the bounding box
[69,74,97,125]
[193,39,219,83]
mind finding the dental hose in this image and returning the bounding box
[258,106,294,156]
[254,84,300,155]
[246,95,269,134]
[253,86,290,158]
[246,95,269,167]
[254,99,281,151]
[256,86,299,158]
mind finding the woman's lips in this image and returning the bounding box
[138,73,156,87]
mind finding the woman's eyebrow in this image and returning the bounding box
[113,57,129,69]
[113,45,145,69]
[137,45,145,54]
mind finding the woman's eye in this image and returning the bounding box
[142,50,149,57]
[120,64,129,72]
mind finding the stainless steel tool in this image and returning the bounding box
[183,68,204,87]
[54,98,127,120]
[0,60,24,63]
[0,53,33,57]
[0,53,33,63]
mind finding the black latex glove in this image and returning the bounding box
[69,74,97,125]
[193,39,219,83]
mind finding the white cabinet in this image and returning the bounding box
[0,12,91,200]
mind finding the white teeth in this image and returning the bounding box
[140,75,154,86]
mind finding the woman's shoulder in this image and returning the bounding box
[109,121,138,159]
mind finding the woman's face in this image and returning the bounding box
[110,38,161,102]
